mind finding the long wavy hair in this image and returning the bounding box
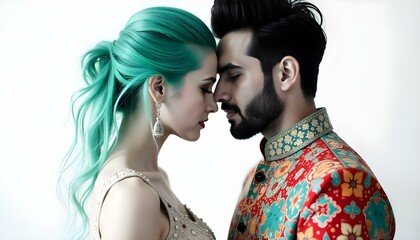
[59,6,216,239]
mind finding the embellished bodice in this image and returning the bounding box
[91,168,215,240]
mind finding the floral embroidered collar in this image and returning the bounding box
[262,108,333,161]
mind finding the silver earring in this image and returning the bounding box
[153,102,164,137]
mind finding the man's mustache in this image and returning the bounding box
[221,103,241,113]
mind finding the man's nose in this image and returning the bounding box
[214,80,230,103]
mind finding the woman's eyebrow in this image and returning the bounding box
[202,77,216,83]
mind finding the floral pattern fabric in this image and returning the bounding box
[228,108,395,240]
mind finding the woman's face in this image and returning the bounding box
[161,52,218,141]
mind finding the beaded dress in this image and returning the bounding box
[91,168,215,240]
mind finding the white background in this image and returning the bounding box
[0,0,419,239]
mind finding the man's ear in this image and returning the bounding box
[273,56,300,92]
[148,75,165,103]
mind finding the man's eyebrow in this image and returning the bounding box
[218,63,241,74]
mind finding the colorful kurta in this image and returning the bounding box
[228,108,395,240]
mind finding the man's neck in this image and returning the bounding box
[262,100,317,140]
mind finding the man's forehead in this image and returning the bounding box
[219,30,252,55]
[217,30,253,67]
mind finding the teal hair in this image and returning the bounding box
[59,6,216,239]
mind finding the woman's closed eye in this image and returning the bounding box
[200,76,216,94]
[201,87,213,94]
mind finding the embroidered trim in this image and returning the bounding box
[265,108,333,161]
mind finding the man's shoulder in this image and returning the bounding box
[317,131,374,175]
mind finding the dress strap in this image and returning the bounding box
[91,168,148,240]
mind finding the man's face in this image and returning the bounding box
[214,30,284,139]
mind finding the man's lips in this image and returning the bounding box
[226,111,236,119]
[221,103,240,120]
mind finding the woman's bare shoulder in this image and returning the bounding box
[99,177,162,239]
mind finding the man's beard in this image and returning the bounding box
[222,73,284,139]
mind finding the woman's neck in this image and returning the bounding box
[105,112,168,173]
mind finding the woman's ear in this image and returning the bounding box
[273,56,300,92]
[148,75,165,103]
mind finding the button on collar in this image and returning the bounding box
[254,172,266,183]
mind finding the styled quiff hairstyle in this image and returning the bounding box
[60,6,216,239]
[211,0,326,98]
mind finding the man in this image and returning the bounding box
[211,0,395,239]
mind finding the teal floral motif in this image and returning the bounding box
[331,170,341,187]
[344,201,361,219]
[284,220,297,239]
[323,232,331,240]
[301,206,313,220]
[310,193,341,228]
[260,200,285,239]
[266,175,286,198]
[364,174,372,188]
[364,191,390,239]
[311,177,323,194]
[286,180,309,219]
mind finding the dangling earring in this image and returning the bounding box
[153,101,164,137]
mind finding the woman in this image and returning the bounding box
[60,7,217,240]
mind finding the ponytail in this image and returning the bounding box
[60,41,120,239]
